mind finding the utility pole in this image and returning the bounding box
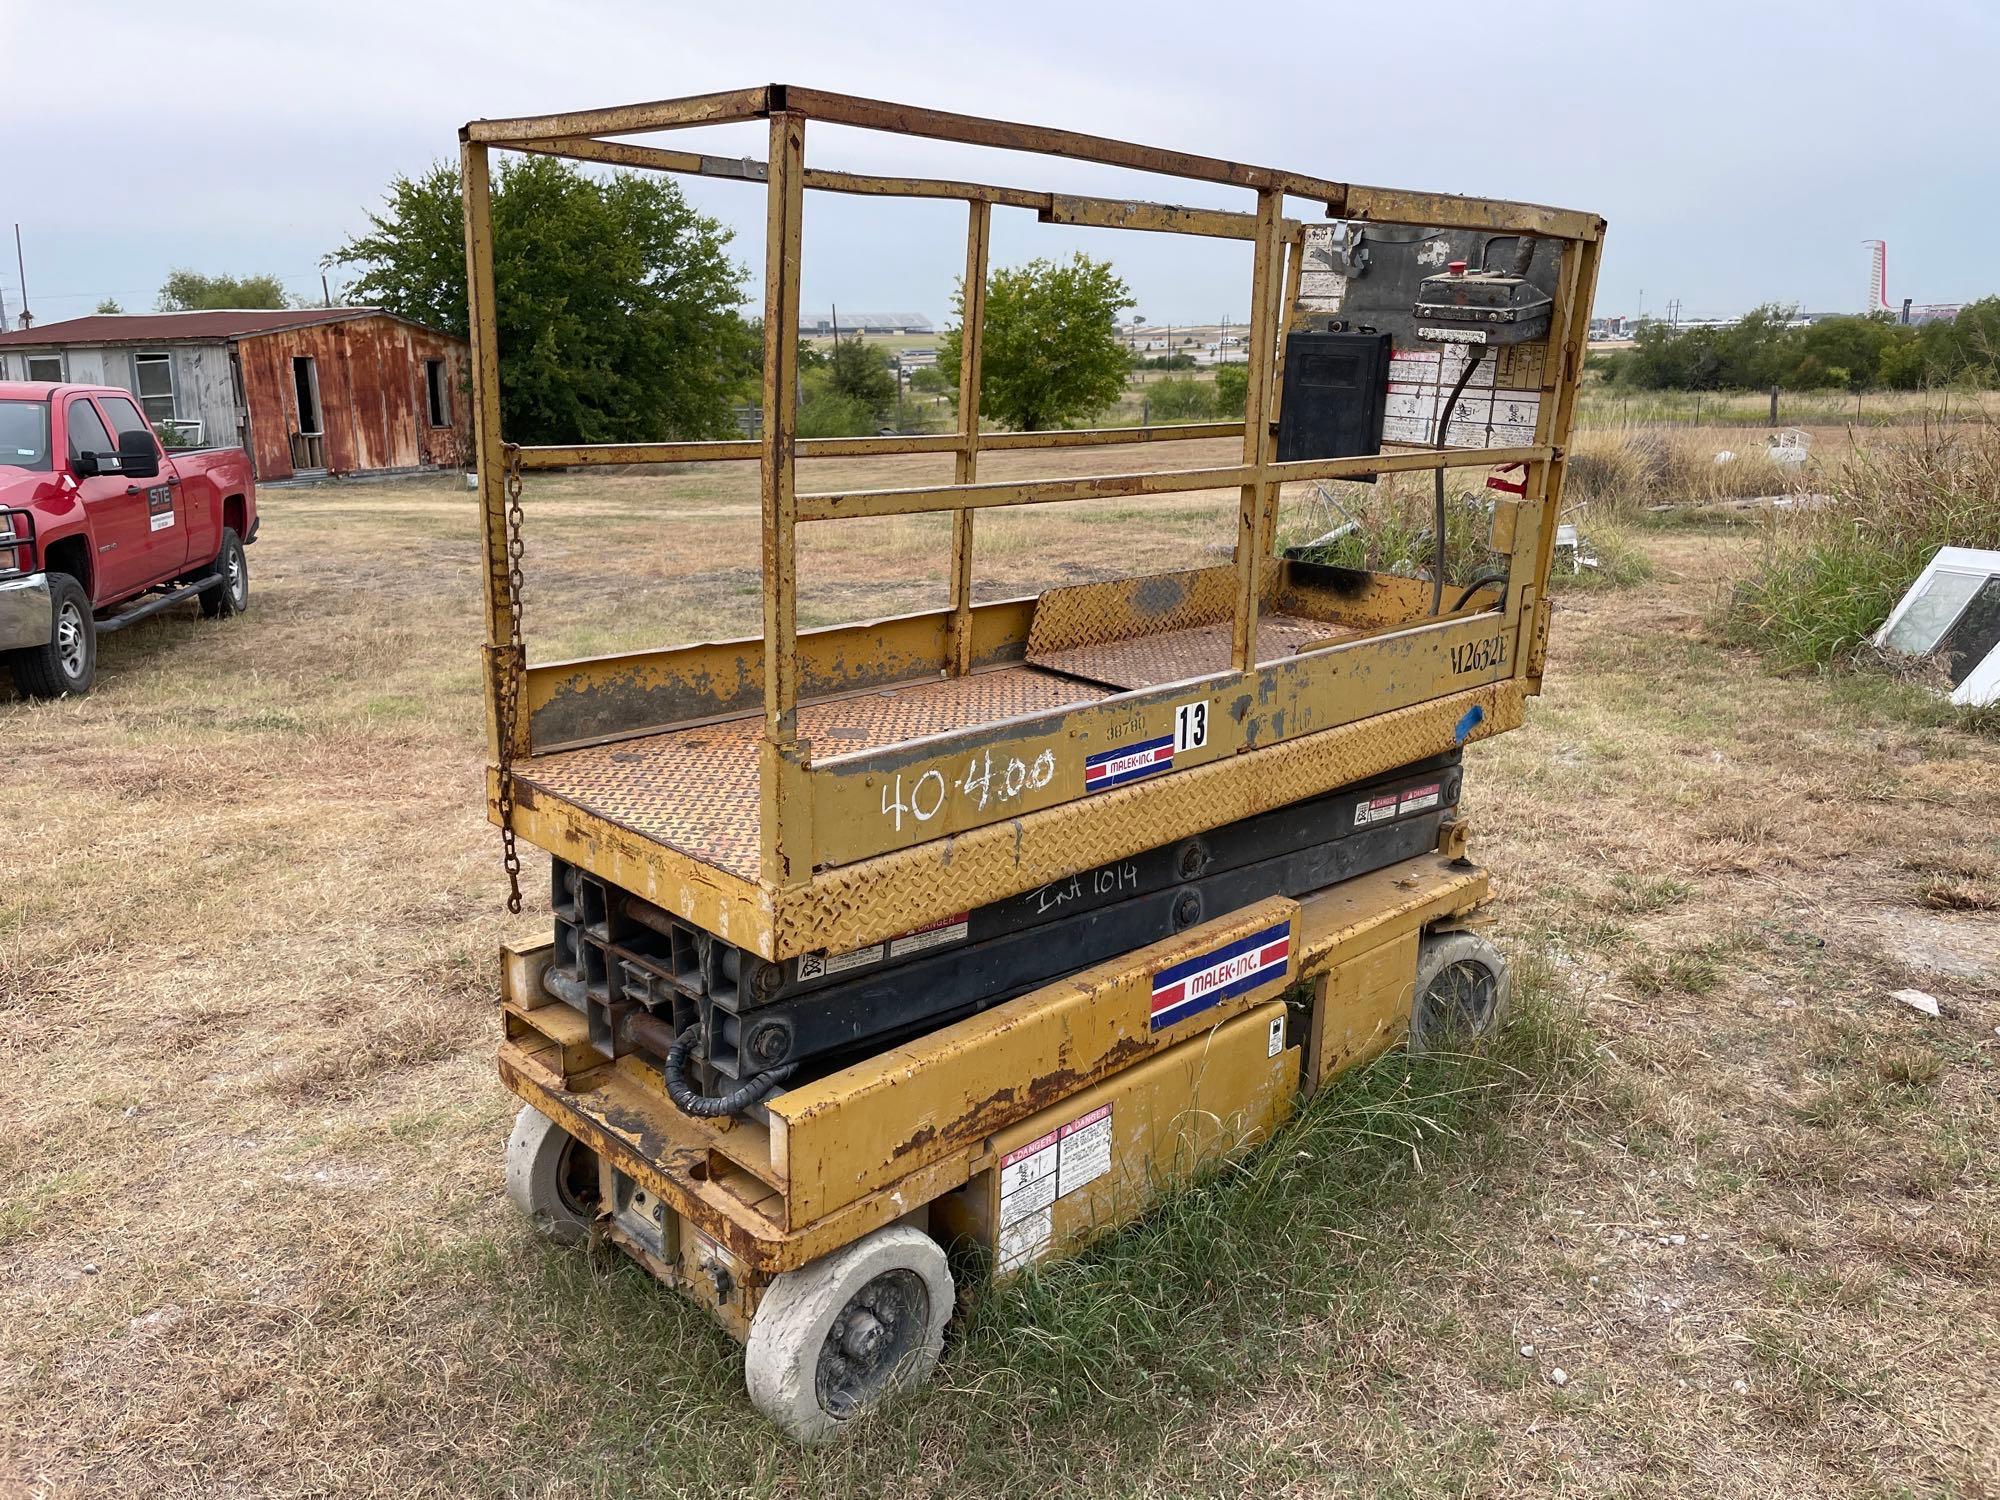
[14,225,31,330]
[321,272,332,308]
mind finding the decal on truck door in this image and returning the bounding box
[146,485,174,531]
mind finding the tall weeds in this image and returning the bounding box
[1723,421,2000,671]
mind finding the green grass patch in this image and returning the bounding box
[1721,424,2000,685]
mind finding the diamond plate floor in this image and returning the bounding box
[1027,613,1360,692]
[517,668,1110,881]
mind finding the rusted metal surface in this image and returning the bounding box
[947,199,990,678]
[767,898,1300,1223]
[525,597,1036,751]
[794,445,1553,521]
[1024,566,1244,658]
[234,312,468,482]
[464,83,1597,950]
[517,668,1109,881]
[1029,614,1358,693]
[784,681,1522,957]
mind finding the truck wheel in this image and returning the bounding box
[504,1103,600,1247]
[11,573,95,699]
[745,1225,953,1443]
[199,528,248,618]
[1409,931,1511,1053]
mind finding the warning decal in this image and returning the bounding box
[1084,735,1174,793]
[1399,782,1442,813]
[1353,791,1400,828]
[1150,921,1291,1031]
[995,1101,1117,1271]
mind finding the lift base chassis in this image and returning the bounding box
[498,843,1488,1333]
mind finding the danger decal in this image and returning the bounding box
[1084,735,1174,793]
[1149,922,1292,1031]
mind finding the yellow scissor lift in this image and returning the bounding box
[463,85,1601,1441]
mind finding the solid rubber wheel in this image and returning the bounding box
[745,1224,953,1443]
[504,1103,600,1247]
[1409,930,1512,1053]
[11,573,95,699]
[199,527,248,618]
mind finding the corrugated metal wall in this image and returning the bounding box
[233,317,470,481]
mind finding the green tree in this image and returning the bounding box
[827,336,897,418]
[1147,376,1213,421]
[1211,363,1248,416]
[156,269,291,311]
[940,253,1133,430]
[328,158,755,445]
[94,298,124,315]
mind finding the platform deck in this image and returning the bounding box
[514,614,1353,883]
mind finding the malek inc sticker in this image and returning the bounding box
[1150,922,1291,1032]
[1084,735,1173,793]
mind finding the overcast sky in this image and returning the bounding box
[6,0,1995,330]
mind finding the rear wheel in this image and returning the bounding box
[199,527,248,618]
[745,1225,953,1443]
[1409,930,1511,1053]
[11,573,95,699]
[504,1104,600,1246]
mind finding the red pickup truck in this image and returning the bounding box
[0,382,257,697]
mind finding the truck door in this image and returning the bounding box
[96,393,190,579]
[62,394,159,603]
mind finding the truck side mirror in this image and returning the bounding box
[71,451,101,478]
[117,428,160,480]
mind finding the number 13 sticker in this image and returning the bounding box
[1173,699,1208,753]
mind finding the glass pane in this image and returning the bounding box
[135,356,174,398]
[141,394,178,426]
[1883,569,1984,656]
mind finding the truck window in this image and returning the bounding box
[0,399,52,470]
[97,393,161,456]
[65,398,114,466]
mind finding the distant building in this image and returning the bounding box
[800,312,934,335]
[0,308,469,482]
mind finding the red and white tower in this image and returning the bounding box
[1863,240,1890,312]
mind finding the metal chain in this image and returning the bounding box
[497,444,527,913]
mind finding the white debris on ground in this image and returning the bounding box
[1891,987,1942,1018]
[1549,1367,1570,1387]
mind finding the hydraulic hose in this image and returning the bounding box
[1450,568,1511,613]
[661,1024,797,1118]
[1430,343,1486,615]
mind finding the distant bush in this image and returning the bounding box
[1146,377,1214,422]
[1212,364,1248,417]
[1603,298,2000,393]
[1723,423,2000,674]
[1135,353,1197,371]
[796,390,877,438]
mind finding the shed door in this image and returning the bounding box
[291,356,325,472]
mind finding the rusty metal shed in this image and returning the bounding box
[0,308,469,482]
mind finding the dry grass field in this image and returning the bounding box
[3,438,1997,1498]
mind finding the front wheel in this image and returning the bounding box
[504,1104,600,1247]
[1409,930,1512,1053]
[745,1225,953,1443]
[11,573,96,699]
[199,528,248,619]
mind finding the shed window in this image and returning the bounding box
[134,352,177,426]
[26,355,64,383]
[425,359,450,427]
